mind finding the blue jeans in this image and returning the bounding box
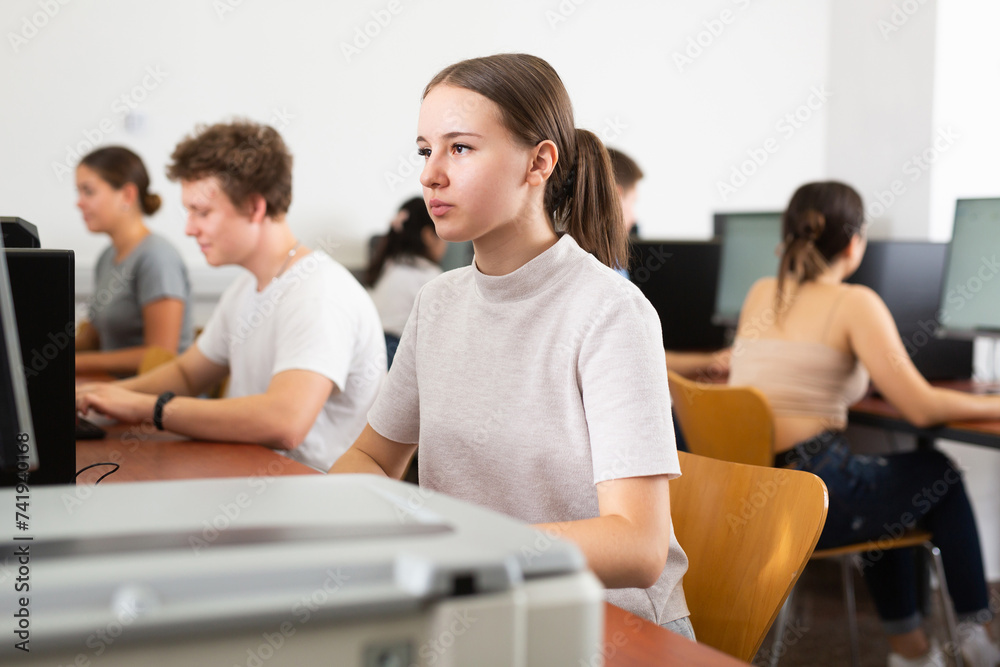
[777,432,991,634]
[385,333,401,369]
[661,615,696,641]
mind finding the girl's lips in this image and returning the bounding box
[430,204,453,216]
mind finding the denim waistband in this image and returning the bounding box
[774,431,845,469]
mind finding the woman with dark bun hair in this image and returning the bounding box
[332,53,692,638]
[75,146,193,375]
[730,181,1000,666]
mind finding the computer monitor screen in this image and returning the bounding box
[848,241,972,380]
[938,198,1000,338]
[630,240,728,350]
[0,240,37,474]
[712,212,783,325]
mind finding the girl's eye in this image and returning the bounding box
[453,144,471,155]
[417,147,431,158]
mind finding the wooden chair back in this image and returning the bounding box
[668,369,775,467]
[671,451,828,661]
[138,346,176,375]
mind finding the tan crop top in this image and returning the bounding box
[728,337,870,429]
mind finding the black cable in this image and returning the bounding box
[75,462,120,485]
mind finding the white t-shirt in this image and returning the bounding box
[369,256,442,336]
[368,234,688,625]
[198,251,386,471]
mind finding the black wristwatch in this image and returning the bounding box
[153,391,176,431]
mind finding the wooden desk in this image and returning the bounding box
[75,427,745,666]
[850,380,1000,449]
[76,423,317,484]
[604,604,747,666]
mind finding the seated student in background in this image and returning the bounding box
[729,181,1000,667]
[332,54,692,638]
[74,146,194,376]
[367,196,447,367]
[606,147,729,380]
[77,121,386,471]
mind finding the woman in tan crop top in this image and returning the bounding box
[730,182,1000,667]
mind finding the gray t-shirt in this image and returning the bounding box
[89,234,194,352]
[368,234,689,625]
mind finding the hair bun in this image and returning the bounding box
[142,192,162,216]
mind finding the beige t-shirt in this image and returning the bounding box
[368,234,689,625]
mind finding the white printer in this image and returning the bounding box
[1,475,603,666]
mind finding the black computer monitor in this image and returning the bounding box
[848,241,972,380]
[0,248,76,487]
[629,240,728,350]
[712,212,783,325]
[0,217,40,249]
[937,198,1000,339]
[0,243,38,476]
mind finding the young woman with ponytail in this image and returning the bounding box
[730,181,1000,666]
[331,54,691,637]
[75,146,193,376]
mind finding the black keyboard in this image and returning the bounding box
[75,415,107,440]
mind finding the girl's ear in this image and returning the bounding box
[526,140,558,187]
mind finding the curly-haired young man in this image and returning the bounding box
[77,120,386,471]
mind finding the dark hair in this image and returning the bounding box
[424,54,627,270]
[367,197,439,285]
[166,119,293,216]
[607,148,644,191]
[775,181,866,314]
[80,146,161,215]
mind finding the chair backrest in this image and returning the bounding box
[671,451,828,661]
[668,369,775,467]
[138,345,176,375]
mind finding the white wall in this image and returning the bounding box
[825,0,939,239]
[0,0,831,276]
[929,1,1000,240]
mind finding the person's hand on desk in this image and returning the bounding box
[76,383,156,424]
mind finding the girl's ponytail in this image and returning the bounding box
[553,129,628,271]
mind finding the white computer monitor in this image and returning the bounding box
[712,211,783,325]
[938,198,1000,338]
